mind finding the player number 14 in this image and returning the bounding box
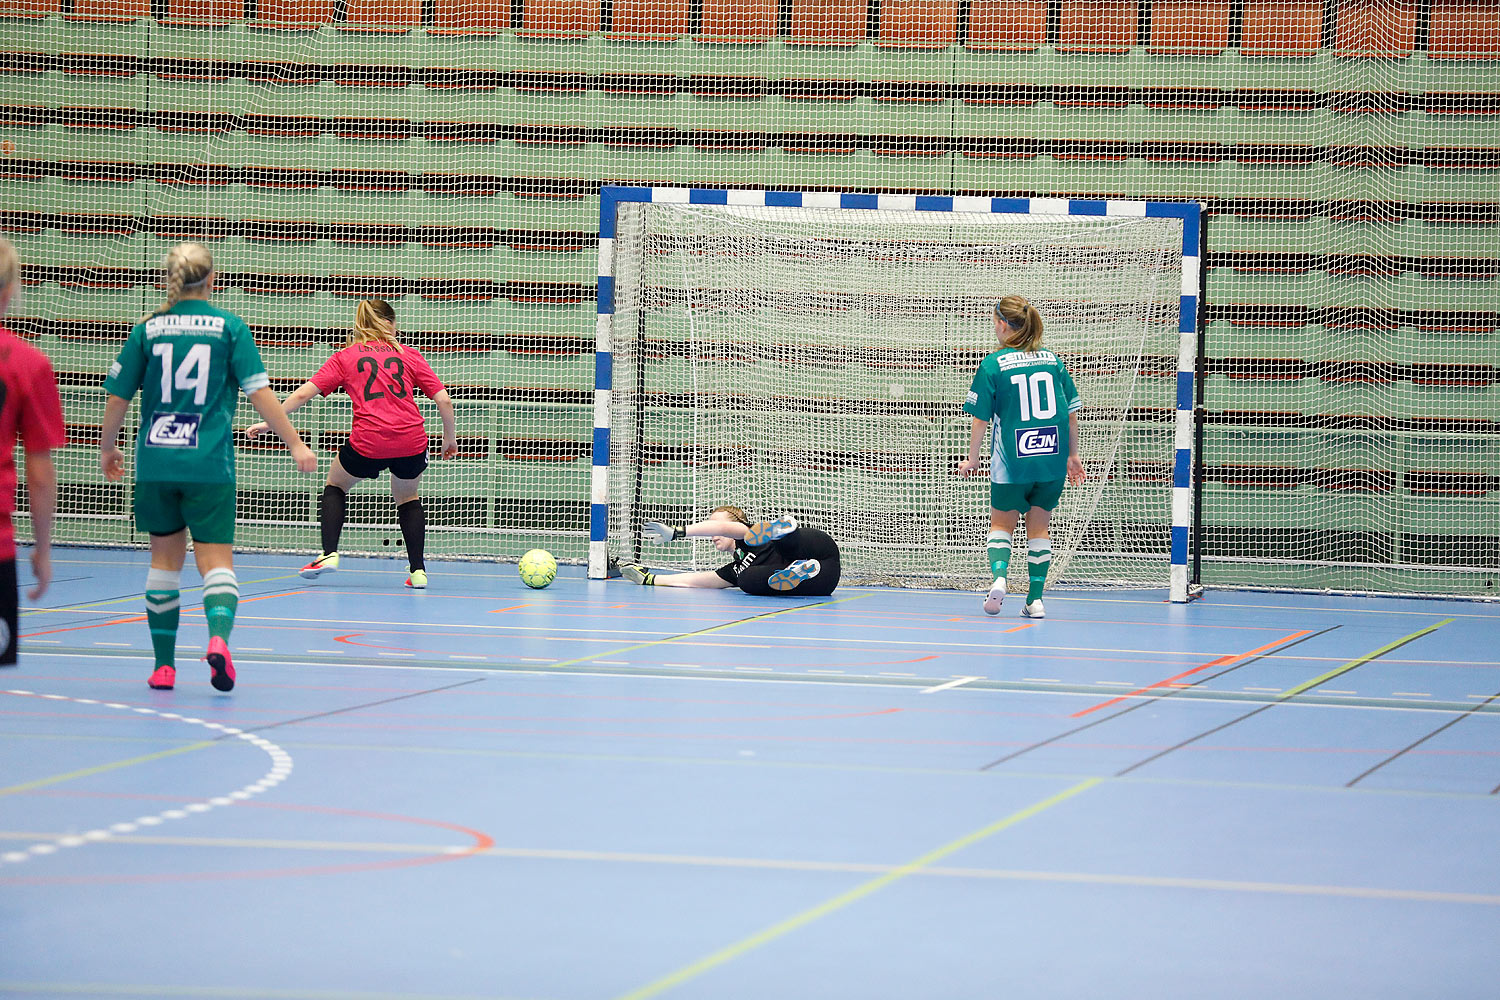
[1009,371,1057,421]
[152,342,212,406]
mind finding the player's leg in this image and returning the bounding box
[388,451,430,589]
[744,514,798,548]
[651,570,735,588]
[1,558,18,667]
[763,527,840,595]
[144,530,189,690]
[1019,480,1065,619]
[984,486,1025,615]
[1020,506,1053,618]
[134,482,190,689]
[302,449,365,579]
[184,483,241,691]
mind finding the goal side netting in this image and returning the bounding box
[591,191,1197,598]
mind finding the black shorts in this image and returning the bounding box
[2,559,17,666]
[339,442,429,482]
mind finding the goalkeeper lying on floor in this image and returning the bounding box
[618,506,841,597]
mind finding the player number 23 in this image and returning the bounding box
[356,355,407,401]
[1009,371,1057,421]
[152,342,212,405]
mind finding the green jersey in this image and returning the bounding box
[103,301,270,484]
[963,347,1081,484]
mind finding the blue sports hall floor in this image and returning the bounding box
[3,546,1498,1000]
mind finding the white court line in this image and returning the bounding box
[14,653,1490,716]
[921,676,982,694]
[0,689,293,869]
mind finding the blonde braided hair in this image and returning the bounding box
[149,242,214,319]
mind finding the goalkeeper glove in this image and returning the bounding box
[641,521,685,544]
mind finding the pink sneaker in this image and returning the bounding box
[147,665,176,690]
[204,636,235,692]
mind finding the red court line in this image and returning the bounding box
[0,791,494,887]
[22,590,307,638]
[1069,629,1315,718]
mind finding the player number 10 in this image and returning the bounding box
[1009,371,1057,422]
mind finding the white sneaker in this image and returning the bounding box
[1021,599,1046,619]
[768,558,819,592]
[982,581,1005,616]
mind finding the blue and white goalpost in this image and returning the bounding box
[590,187,1202,602]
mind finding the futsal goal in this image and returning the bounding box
[590,188,1203,602]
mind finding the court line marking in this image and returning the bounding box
[1071,629,1315,718]
[921,677,982,693]
[611,777,1100,1000]
[1279,619,1455,698]
[2,829,1494,907]
[23,610,1496,671]
[30,557,1500,619]
[0,690,291,868]
[1117,619,1456,777]
[981,626,1344,771]
[19,572,307,619]
[1347,687,1500,789]
[18,650,1498,719]
[22,591,307,639]
[0,984,511,999]
[539,592,875,672]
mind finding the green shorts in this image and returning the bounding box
[991,479,1065,515]
[134,481,237,544]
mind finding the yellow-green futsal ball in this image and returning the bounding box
[518,549,557,589]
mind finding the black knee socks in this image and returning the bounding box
[397,499,426,572]
[320,485,347,555]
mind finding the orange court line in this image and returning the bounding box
[21,590,307,639]
[1068,629,1315,718]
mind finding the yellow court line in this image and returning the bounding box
[612,777,1101,1000]
[1280,618,1455,698]
[0,740,217,799]
[541,592,874,671]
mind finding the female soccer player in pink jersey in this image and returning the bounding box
[249,299,457,588]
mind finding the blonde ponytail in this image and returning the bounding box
[349,298,403,352]
[149,242,214,319]
[995,295,1044,353]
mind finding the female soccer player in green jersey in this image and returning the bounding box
[957,296,1086,619]
[99,243,316,692]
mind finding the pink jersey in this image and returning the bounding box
[311,341,446,460]
[0,325,68,561]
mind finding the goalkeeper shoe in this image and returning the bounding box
[745,515,798,548]
[620,564,655,586]
[1021,599,1046,619]
[299,552,339,579]
[405,569,427,590]
[641,521,685,545]
[147,665,176,690]
[982,581,1006,617]
[204,637,235,693]
[768,559,819,593]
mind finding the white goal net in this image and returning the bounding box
[599,195,1190,593]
